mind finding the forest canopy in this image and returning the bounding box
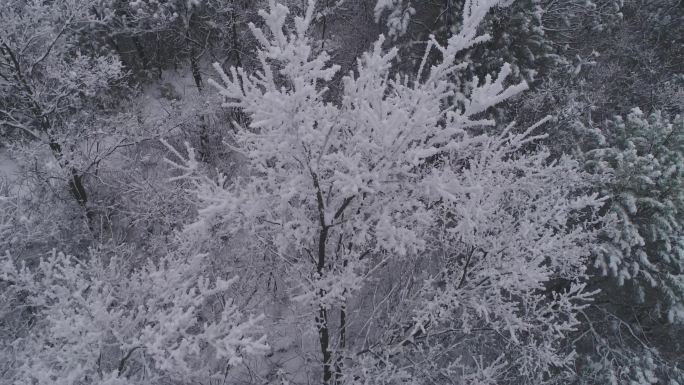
[0,0,682,384]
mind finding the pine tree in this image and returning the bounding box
[579,109,684,384]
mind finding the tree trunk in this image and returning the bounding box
[231,7,243,68]
[47,140,93,220]
[190,49,203,91]
[320,0,329,51]
[317,305,333,385]
[445,0,454,33]
[186,12,203,92]
[132,35,149,70]
[198,114,209,161]
[156,33,163,80]
[334,304,346,383]
[316,191,333,384]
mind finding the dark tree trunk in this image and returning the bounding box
[47,140,91,214]
[231,7,243,68]
[334,304,346,383]
[317,305,333,385]
[313,170,334,385]
[132,35,149,70]
[320,0,329,51]
[198,114,209,161]
[317,225,334,385]
[156,33,163,79]
[190,49,203,91]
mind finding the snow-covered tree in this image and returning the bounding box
[99,0,260,86]
[374,0,415,40]
[588,109,683,313]
[570,109,684,385]
[4,1,680,385]
[165,1,606,383]
[373,0,624,84]
[0,248,266,385]
[0,0,123,218]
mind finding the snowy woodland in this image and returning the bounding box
[0,0,682,384]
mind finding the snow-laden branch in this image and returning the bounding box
[0,249,267,385]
